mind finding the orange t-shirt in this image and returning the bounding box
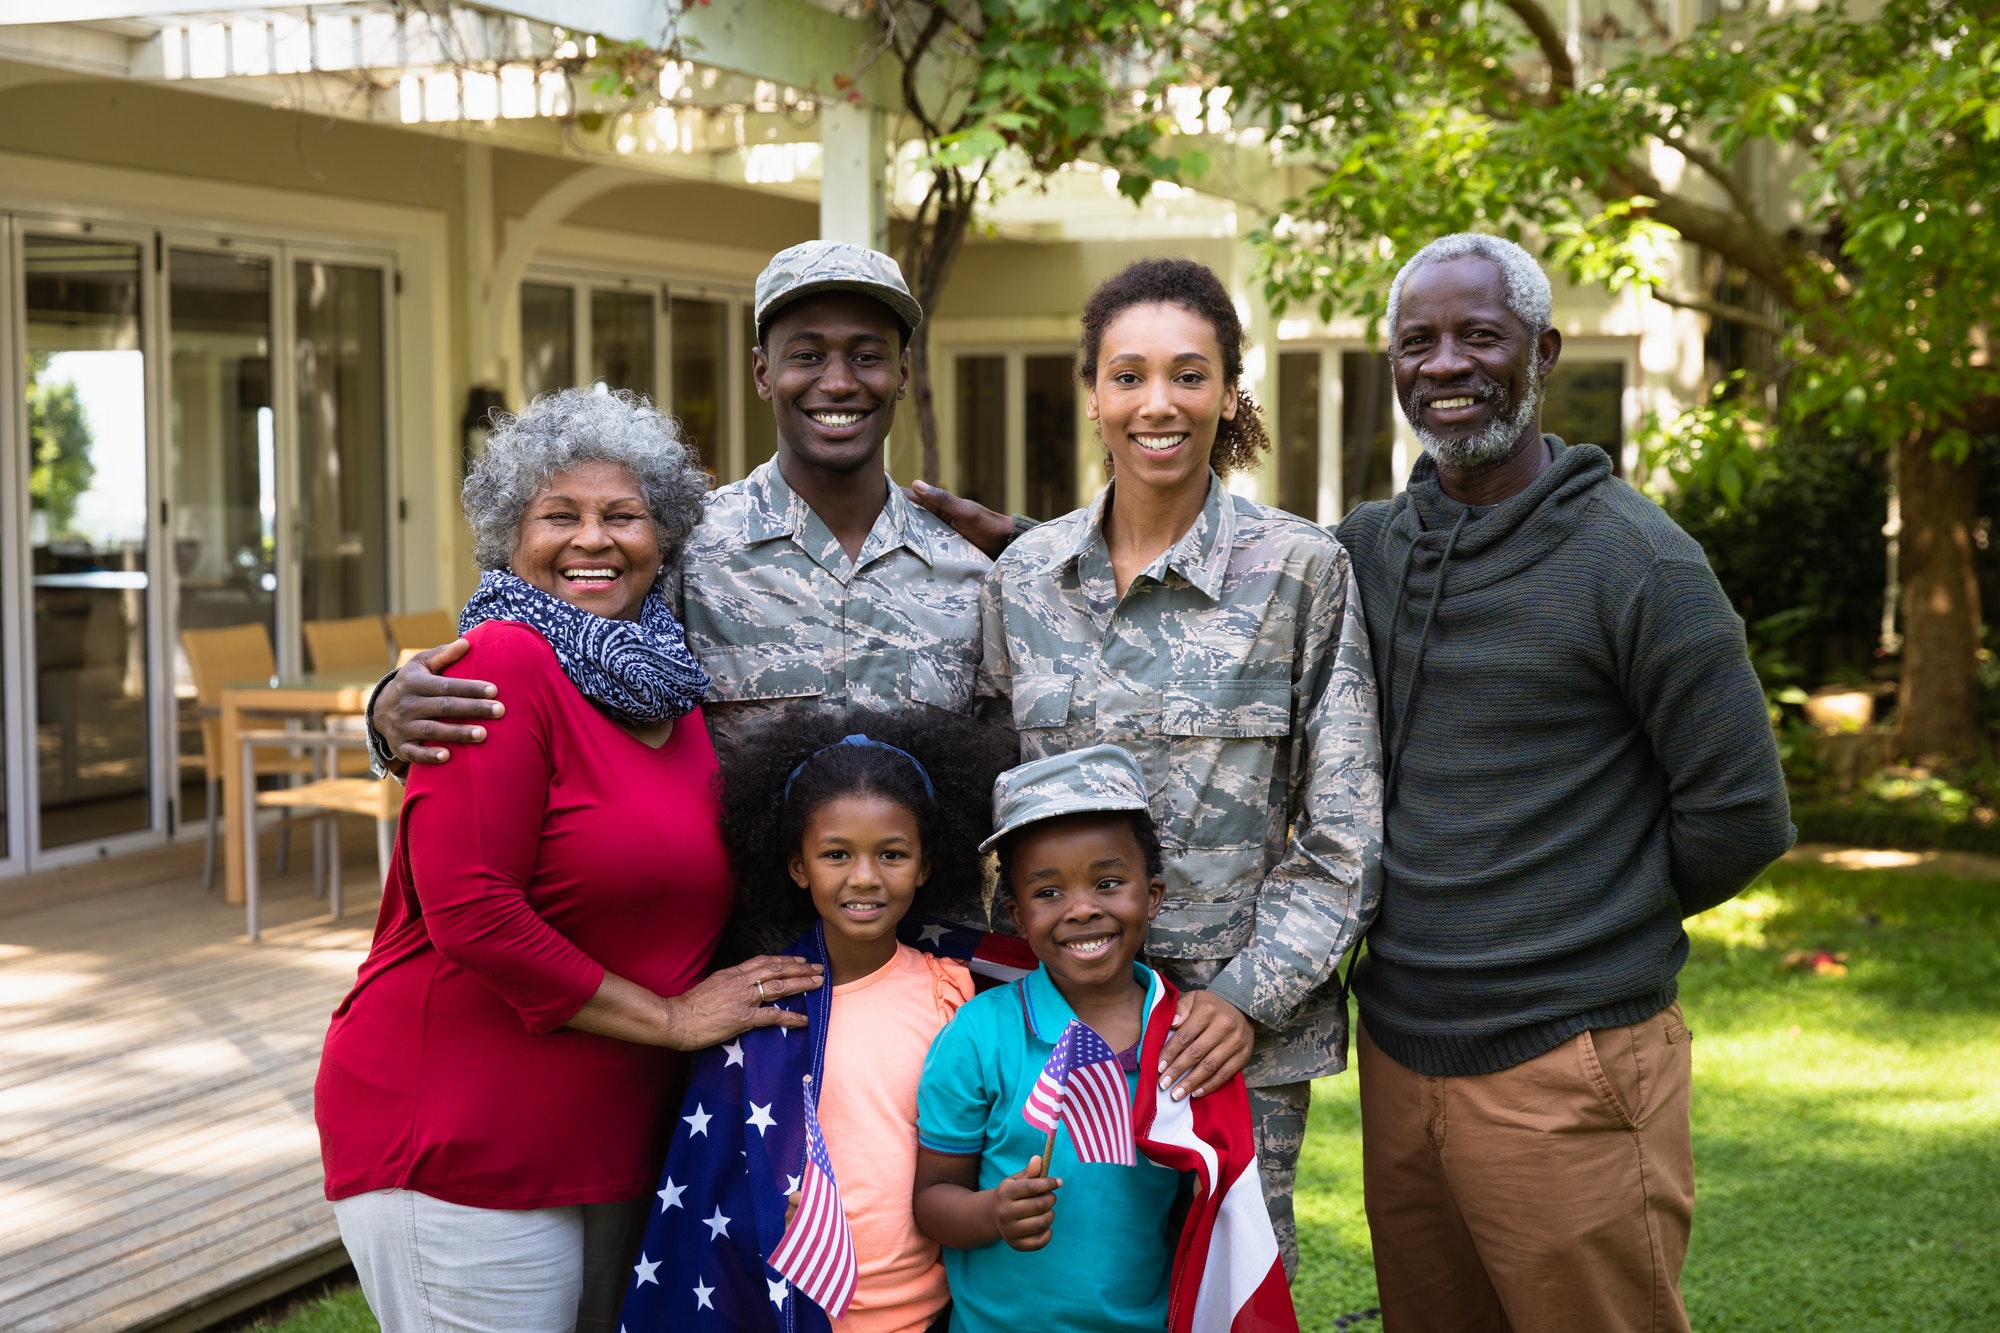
[819,943,973,1333]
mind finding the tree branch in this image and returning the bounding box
[1672,140,1761,225]
[1498,0,1575,98]
[1606,161,1804,309]
[1649,288,1788,336]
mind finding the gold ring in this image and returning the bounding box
[754,979,767,1000]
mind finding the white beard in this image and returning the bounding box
[1408,375,1541,470]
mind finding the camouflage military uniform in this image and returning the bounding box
[672,457,992,761]
[977,473,1384,1275]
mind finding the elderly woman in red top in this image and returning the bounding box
[315,388,824,1333]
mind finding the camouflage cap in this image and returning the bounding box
[754,240,923,340]
[979,744,1152,853]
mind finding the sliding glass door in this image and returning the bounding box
[1,221,395,870]
[23,234,157,852]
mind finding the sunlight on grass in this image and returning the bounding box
[264,858,1998,1333]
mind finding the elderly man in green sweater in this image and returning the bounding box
[1333,232,1794,1333]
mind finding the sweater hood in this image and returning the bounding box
[1390,436,1611,592]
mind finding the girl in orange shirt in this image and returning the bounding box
[719,707,1015,1333]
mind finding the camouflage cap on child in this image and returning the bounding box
[753,240,924,338]
[979,744,1152,853]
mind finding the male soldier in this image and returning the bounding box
[369,240,990,767]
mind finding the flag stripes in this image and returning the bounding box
[768,1079,858,1318]
[1022,1019,1137,1166]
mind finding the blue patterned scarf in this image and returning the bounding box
[459,568,710,726]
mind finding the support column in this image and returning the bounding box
[819,101,887,249]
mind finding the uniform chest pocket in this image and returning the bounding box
[699,643,828,703]
[1011,673,1075,729]
[1160,679,1292,738]
[905,648,976,710]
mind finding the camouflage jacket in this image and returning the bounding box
[977,475,1384,1084]
[672,458,992,759]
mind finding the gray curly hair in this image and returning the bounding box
[463,387,709,571]
[1385,233,1554,339]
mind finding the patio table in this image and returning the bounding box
[218,672,381,908]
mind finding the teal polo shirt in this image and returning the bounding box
[916,962,1180,1333]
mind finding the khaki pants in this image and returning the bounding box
[1358,1005,1694,1333]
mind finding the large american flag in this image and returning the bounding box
[1022,1018,1137,1166]
[617,924,840,1333]
[767,1076,857,1318]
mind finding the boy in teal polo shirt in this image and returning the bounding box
[913,746,1184,1333]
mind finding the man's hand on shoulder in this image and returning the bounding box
[905,479,1018,561]
[373,638,504,766]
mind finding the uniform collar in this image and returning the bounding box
[1020,959,1161,1044]
[1041,471,1233,601]
[740,457,937,569]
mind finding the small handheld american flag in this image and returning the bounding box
[1022,1018,1137,1166]
[768,1075,859,1318]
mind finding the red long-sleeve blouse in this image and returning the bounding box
[315,620,733,1209]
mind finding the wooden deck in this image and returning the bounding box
[0,831,382,1332]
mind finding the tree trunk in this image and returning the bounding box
[1894,428,1984,761]
[909,324,942,483]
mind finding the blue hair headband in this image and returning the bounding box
[783,733,936,802]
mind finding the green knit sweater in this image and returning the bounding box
[1336,439,1794,1077]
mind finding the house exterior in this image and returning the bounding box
[0,0,1716,881]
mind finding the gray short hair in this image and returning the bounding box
[463,387,709,571]
[1385,233,1554,340]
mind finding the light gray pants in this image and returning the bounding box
[333,1189,650,1333]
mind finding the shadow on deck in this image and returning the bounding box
[0,831,382,1332]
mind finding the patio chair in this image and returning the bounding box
[239,728,402,942]
[302,614,395,673]
[181,624,317,891]
[385,609,461,662]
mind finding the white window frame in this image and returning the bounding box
[517,261,758,483]
[936,343,1090,517]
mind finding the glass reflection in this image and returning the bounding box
[591,288,655,400]
[170,248,274,827]
[670,296,728,477]
[25,235,154,848]
[296,260,389,622]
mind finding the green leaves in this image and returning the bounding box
[1192,0,2000,456]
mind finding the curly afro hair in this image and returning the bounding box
[1076,257,1273,479]
[717,705,1018,959]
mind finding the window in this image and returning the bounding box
[955,356,1007,513]
[1541,360,1626,475]
[1274,347,1401,522]
[519,281,575,404]
[521,274,759,482]
[947,348,1080,520]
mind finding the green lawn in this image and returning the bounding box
[266,854,1999,1332]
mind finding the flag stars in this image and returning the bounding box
[918,922,950,945]
[767,1275,790,1309]
[722,1040,745,1068]
[692,1278,715,1311]
[703,1206,732,1240]
[633,1253,660,1288]
[746,1101,777,1136]
[657,1178,686,1212]
[785,1172,803,1195]
[683,1103,712,1137]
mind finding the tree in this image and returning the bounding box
[27,352,95,540]
[867,0,1201,480]
[1195,0,2000,757]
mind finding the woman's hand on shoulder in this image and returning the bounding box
[1157,989,1255,1100]
[661,955,826,1049]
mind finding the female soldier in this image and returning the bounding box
[975,258,1383,1276]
